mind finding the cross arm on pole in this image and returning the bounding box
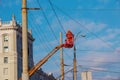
[22,8,41,10]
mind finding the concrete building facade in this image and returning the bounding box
[0,15,56,80]
[81,71,92,80]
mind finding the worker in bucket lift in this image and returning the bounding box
[57,30,74,48]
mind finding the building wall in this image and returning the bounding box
[0,21,18,80]
[81,71,92,80]
[81,71,87,80]
[0,18,34,80]
[0,16,56,80]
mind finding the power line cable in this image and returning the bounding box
[28,5,73,72]
[36,0,59,43]
[29,12,50,52]
[29,13,53,50]
[30,4,62,68]
[76,49,115,52]
[78,65,120,73]
[28,1,51,51]
[28,0,62,69]
[77,60,120,64]
[37,0,74,61]
[29,12,60,69]
[48,0,66,34]
[52,4,116,51]
[45,8,120,11]
[30,0,120,78]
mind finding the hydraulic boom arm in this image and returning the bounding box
[19,46,61,80]
[19,30,74,80]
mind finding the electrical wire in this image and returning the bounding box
[51,4,116,51]
[36,0,74,62]
[36,0,59,43]
[48,0,66,34]
[28,0,120,79]
[78,65,120,73]
[29,12,60,69]
[28,0,62,70]
[28,5,73,78]
[29,12,50,52]
[45,8,120,11]
[79,60,120,64]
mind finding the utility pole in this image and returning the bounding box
[22,0,29,80]
[22,0,40,80]
[73,46,77,80]
[60,32,64,80]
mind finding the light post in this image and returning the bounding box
[73,32,85,80]
[73,45,77,80]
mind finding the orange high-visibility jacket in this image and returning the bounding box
[61,30,74,48]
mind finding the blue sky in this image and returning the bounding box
[0,0,120,80]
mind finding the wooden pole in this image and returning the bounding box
[60,32,64,80]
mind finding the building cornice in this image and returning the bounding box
[0,26,35,41]
[0,27,18,31]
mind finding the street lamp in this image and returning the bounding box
[73,32,85,80]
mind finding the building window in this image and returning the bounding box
[4,46,8,52]
[3,68,8,75]
[4,57,8,63]
[3,34,8,42]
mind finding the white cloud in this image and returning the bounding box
[33,12,120,79]
[101,33,117,41]
[106,28,120,35]
[99,28,120,45]
[102,75,120,80]
[116,47,120,52]
[81,20,107,32]
[76,36,114,53]
[1,0,21,8]
[90,67,107,71]
[35,16,42,25]
[63,20,81,32]
[78,49,120,67]
[58,19,107,35]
